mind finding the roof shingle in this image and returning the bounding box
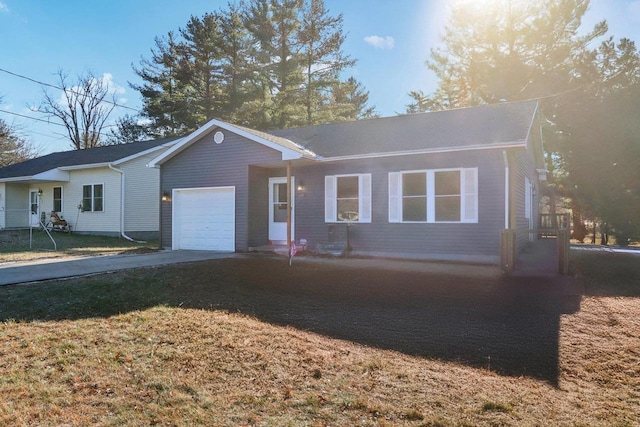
[0,137,180,179]
[271,101,538,158]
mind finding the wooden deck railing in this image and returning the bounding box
[500,228,570,275]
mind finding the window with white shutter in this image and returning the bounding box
[388,168,478,223]
[324,174,372,223]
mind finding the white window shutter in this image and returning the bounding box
[324,175,336,222]
[463,168,478,222]
[388,172,401,222]
[360,174,372,223]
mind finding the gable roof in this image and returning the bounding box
[0,137,180,181]
[149,100,539,167]
[148,119,314,167]
[271,100,539,160]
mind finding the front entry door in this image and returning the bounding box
[29,190,40,227]
[268,177,294,244]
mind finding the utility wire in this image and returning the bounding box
[0,108,120,131]
[0,108,68,127]
[0,67,140,113]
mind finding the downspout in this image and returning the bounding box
[108,163,144,243]
[502,150,510,229]
[286,161,292,253]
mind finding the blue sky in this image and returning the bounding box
[1,0,639,154]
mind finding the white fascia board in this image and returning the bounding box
[58,162,111,171]
[33,169,70,181]
[222,124,306,160]
[147,119,305,168]
[522,101,545,169]
[113,139,183,166]
[0,168,70,183]
[148,120,223,167]
[0,176,35,183]
[315,141,528,162]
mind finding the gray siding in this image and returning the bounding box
[510,146,540,250]
[160,128,282,250]
[290,150,506,263]
[159,127,541,264]
[247,166,270,247]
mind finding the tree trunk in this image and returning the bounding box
[571,203,587,242]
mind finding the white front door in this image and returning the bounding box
[29,190,40,227]
[268,177,294,244]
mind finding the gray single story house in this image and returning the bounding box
[149,100,546,264]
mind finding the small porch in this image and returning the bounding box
[500,214,571,276]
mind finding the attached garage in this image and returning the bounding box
[172,187,235,251]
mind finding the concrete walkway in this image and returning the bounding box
[0,250,233,286]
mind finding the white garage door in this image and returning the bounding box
[173,187,235,251]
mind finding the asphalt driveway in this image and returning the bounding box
[0,250,233,286]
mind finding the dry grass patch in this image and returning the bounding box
[0,251,638,425]
[0,229,157,263]
[1,303,637,426]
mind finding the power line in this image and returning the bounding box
[0,108,68,127]
[0,108,119,134]
[0,67,140,113]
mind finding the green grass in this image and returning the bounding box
[0,229,158,263]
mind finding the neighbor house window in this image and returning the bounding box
[82,184,103,212]
[325,174,371,222]
[389,168,477,223]
[53,186,63,213]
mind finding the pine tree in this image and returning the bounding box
[132,0,371,133]
[297,0,355,124]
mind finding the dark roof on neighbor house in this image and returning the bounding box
[0,137,181,179]
[270,100,539,158]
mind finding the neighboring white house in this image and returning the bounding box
[0,137,180,239]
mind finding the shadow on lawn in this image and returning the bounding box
[0,256,583,385]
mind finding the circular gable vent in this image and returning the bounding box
[213,131,224,144]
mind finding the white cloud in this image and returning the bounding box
[0,2,8,13]
[364,35,395,50]
[101,73,126,96]
[57,72,127,107]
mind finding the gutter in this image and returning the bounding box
[502,150,510,229]
[108,163,144,243]
[313,141,527,163]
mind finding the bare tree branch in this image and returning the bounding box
[34,70,118,150]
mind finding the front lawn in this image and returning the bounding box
[0,252,638,425]
[0,229,158,263]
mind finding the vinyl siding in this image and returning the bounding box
[67,168,121,234]
[160,128,282,250]
[510,146,540,249]
[159,128,538,263]
[120,149,168,233]
[289,150,506,264]
[248,166,270,247]
[3,184,29,227]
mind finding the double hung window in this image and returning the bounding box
[324,174,371,223]
[53,186,63,213]
[389,168,477,223]
[82,184,103,212]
